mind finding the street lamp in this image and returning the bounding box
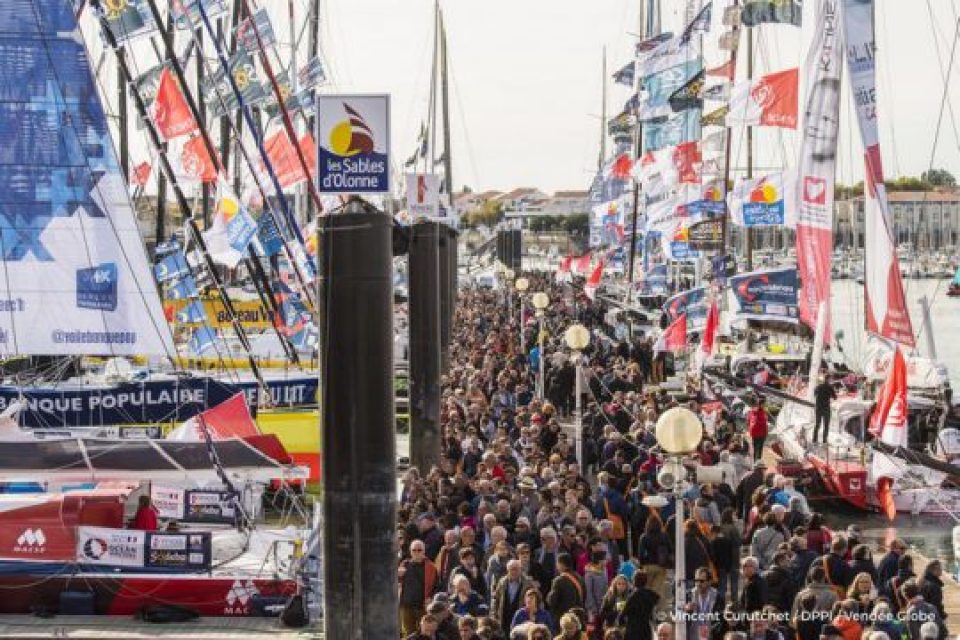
[532,292,550,399]
[655,407,704,640]
[564,324,591,473]
[515,277,530,354]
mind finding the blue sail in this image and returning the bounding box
[0,1,173,355]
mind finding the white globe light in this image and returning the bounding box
[515,277,530,293]
[655,406,703,455]
[564,324,591,351]
[532,292,549,310]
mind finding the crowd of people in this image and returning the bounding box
[396,273,951,640]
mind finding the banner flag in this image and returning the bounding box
[725,68,798,128]
[727,171,796,227]
[637,31,702,77]
[0,1,174,355]
[406,173,443,219]
[687,217,723,251]
[172,0,229,30]
[263,130,317,188]
[668,69,706,113]
[795,0,842,336]
[153,67,198,140]
[175,136,219,184]
[105,0,157,42]
[729,267,800,323]
[584,260,605,300]
[639,141,701,195]
[655,313,687,353]
[203,179,258,268]
[131,161,152,187]
[869,346,908,482]
[702,301,720,355]
[202,50,269,119]
[176,300,208,324]
[254,212,284,258]
[642,109,702,153]
[741,0,803,27]
[663,287,708,331]
[189,326,219,355]
[234,8,276,51]
[706,58,735,80]
[166,275,199,300]
[641,264,669,294]
[573,253,592,275]
[701,105,729,127]
[298,56,327,90]
[613,61,636,86]
[635,32,673,57]
[591,199,626,248]
[639,59,703,120]
[154,251,190,283]
[843,0,914,347]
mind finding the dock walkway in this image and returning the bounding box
[0,615,322,639]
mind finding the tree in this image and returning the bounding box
[921,168,956,187]
[562,214,589,237]
[885,176,931,192]
[462,200,503,228]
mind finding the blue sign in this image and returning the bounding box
[76,263,118,311]
[729,267,800,322]
[316,95,391,194]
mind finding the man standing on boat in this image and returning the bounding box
[812,376,837,444]
[132,495,158,531]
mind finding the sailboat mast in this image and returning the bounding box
[118,56,129,182]
[720,2,739,265]
[600,47,607,170]
[427,1,440,174]
[440,11,453,196]
[745,26,754,271]
[626,0,652,305]
[198,28,211,227]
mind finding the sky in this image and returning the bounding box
[315,0,960,195]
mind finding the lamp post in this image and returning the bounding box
[655,407,704,640]
[532,292,549,399]
[515,277,529,354]
[564,324,591,473]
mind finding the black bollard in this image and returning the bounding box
[446,226,459,371]
[408,220,442,473]
[319,206,397,639]
[438,227,451,373]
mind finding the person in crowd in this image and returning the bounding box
[400,540,439,636]
[546,553,584,626]
[596,575,631,638]
[493,559,535,632]
[511,588,555,634]
[405,613,441,640]
[746,399,769,461]
[618,570,659,640]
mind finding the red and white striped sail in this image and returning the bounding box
[842,0,915,346]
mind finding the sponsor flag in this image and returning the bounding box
[105,0,156,42]
[701,130,726,157]
[131,161,151,187]
[701,82,730,102]
[406,173,443,219]
[254,212,284,258]
[655,313,687,353]
[202,50,269,119]
[177,136,218,183]
[843,0,914,347]
[680,2,713,40]
[234,8,276,51]
[263,130,317,188]
[154,251,190,282]
[723,4,742,26]
[701,105,729,127]
[702,300,719,355]
[607,111,636,141]
[635,32,673,56]
[155,237,181,256]
[133,64,164,111]
[176,300,208,324]
[612,61,636,86]
[796,0,842,336]
[298,56,327,90]
[668,68,705,113]
[640,59,703,119]
[639,141,701,193]
[203,179,258,268]
[642,264,669,294]
[637,30,702,77]
[718,28,741,51]
[727,171,796,227]
[152,67,198,140]
[741,0,803,27]
[558,256,573,273]
[189,326,219,355]
[642,110,701,153]
[610,153,634,180]
[573,253,592,275]
[166,274,199,300]
[687,217,723,251]
[172,0,228,29]
[726,68,798,128]
[706,58,735,80]
[584,261,605,300]
[869,346,908,483]
[729,267,800,323]
[663,286,707,322]
[592,199,626,248]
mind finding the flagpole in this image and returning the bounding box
[625,0,651,311]
[90,0,272,388]
[720,1,740,276]
[440,10,453,197]
[745,23,754,271]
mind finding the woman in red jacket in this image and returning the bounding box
[747,399,769,461]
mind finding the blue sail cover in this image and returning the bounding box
[0,1,174,355]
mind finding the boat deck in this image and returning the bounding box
[0,615,321,639]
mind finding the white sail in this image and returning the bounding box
[0,2,174,356]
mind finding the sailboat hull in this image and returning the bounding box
[0,571,296,616]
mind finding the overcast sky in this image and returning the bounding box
[316,0,960,195]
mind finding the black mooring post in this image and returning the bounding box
[409,220,442,474]
[438,225,451,373]
[319,205,397,639]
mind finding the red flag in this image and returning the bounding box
[573,253,592,275]
[701,300,719,355]
[611,153,634,180]
[180,136,218,183]
[153,67,198,140]
[876,477,896,521]
[558,256,572,273]
[265,130,317,188]
[584,260,605,300]
[656,314,687,353]
[869,346,908,440]
[706,58,735,80]
[728,68,799,129]
[131,161,151,187]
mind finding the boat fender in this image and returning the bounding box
[280,594,309,628]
